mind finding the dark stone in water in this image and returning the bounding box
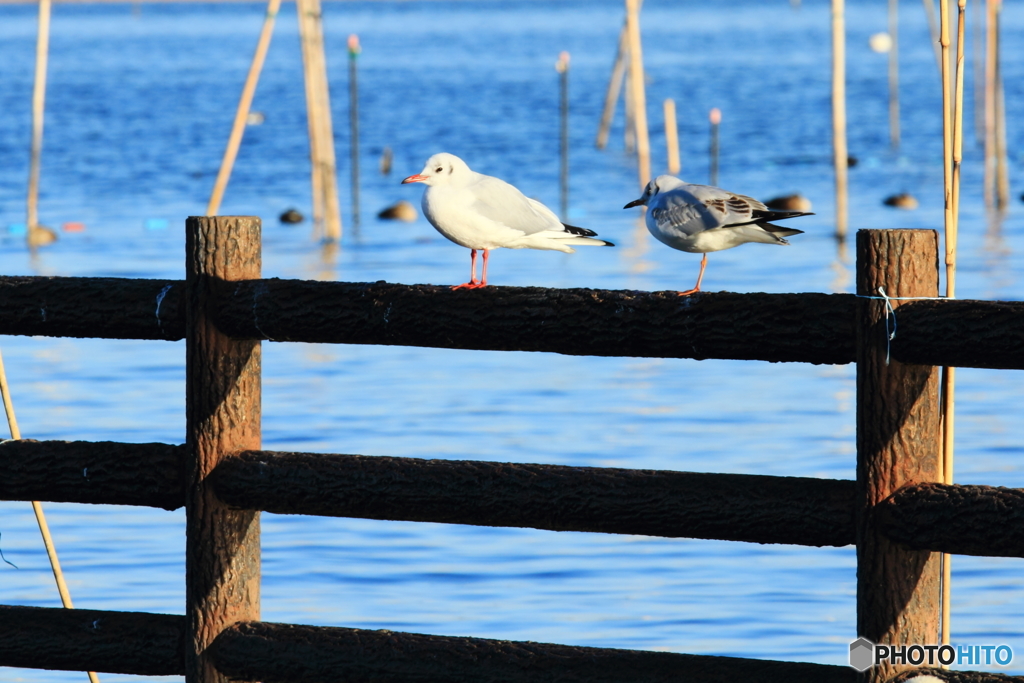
[280,208,304,224]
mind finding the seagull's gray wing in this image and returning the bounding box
[465,174,562,235]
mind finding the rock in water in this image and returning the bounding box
[764,194,812,212]
[377,200,417,222]
[280,208,304,224]
[883,193,918,210]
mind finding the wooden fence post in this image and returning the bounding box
[856,229,941,682]
[185,216,262,683]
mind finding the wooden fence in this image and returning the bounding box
[2,217,1024,683]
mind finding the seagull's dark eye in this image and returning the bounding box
[436,167,443,173]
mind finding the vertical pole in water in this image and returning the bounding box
[664,98,680,175]
[708,108,720,187]
[185,216,262,683]
[297,0,342,242]
[832,0,848,242]
[556,51,570,221]
[624,0,650,189]
[888,0,900,148]
[856,229,941,683]
[922,0,944,78]
[983,0,997,208]
[207,0,282,217]
[348,34,361,234]
[992,8,1008,211]
[595,24,627,150]
[26,0,51,237]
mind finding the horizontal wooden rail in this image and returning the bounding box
[3,605,1018,682]
[0,605,854,682]
[207,620,856,683]
[0,605,185,676]
[0,276,184,340]
[7,440,1024,556]
[3,275,1023,368]
[876,483,1024,557]
[212,449,856,547]
[217,279,855,364]
[0,439,184,510]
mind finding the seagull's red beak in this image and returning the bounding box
[401,174,428,184]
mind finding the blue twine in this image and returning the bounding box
[856,287,948,365]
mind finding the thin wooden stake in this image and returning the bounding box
[888,0,900,148]
[663,98,680,175]
[556,51,570,221]
[708,108,720,187]
[993,53,1009,210]
[348,34,361,234]
[26,0,51,236]
[206,0,282,217]
[922,0,944,77]
[185,216,262,683]
[0,349,101,683]
[595,24,627,150]
[624,0,650,189]
[831,0,848,241]
[982,0,997,208]
[297,0,342,243]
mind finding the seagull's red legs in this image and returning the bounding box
[677,253,707,296]
[452,249,488,290]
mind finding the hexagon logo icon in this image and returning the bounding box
[849,637,875,671]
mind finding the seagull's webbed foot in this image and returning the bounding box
[675,288,700,297]
[451,281,486,290]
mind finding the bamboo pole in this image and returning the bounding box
[596,24,628,150]
[663,99,680,176]
[624,0,650,189]
[206,0,282,217]
[0,349,101,683]
[557,51,570,221]
[26,0,51,237]
[831,0,848,241]
[888,0,900,148]
[348,34,361,234]
[972,0,984,144]
[922,0,944,77]
[297,0,342,243]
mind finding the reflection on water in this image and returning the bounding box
[1,1,1023,680]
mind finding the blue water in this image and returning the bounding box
[1,1,1023,680]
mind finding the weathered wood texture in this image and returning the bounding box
[185,216,262,683]
[208,621,857,683]
[0,276,183,340]
[878,483,1024,557]
[219,280,855,364]
[856,229,942,683]
[0,604,185,676]
[212,450,856,547]
[3,275,1024,369]
[0,439,184,510]
[890,299,1024,369]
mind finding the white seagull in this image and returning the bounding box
[402,153,614,289]
[624,175,811,295]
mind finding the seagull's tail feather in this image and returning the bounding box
[513,231,615,252]
[753,209,814,221]
[756,222,804,242]
[561,223,600,237]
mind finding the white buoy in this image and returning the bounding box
[869,32,893,53]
